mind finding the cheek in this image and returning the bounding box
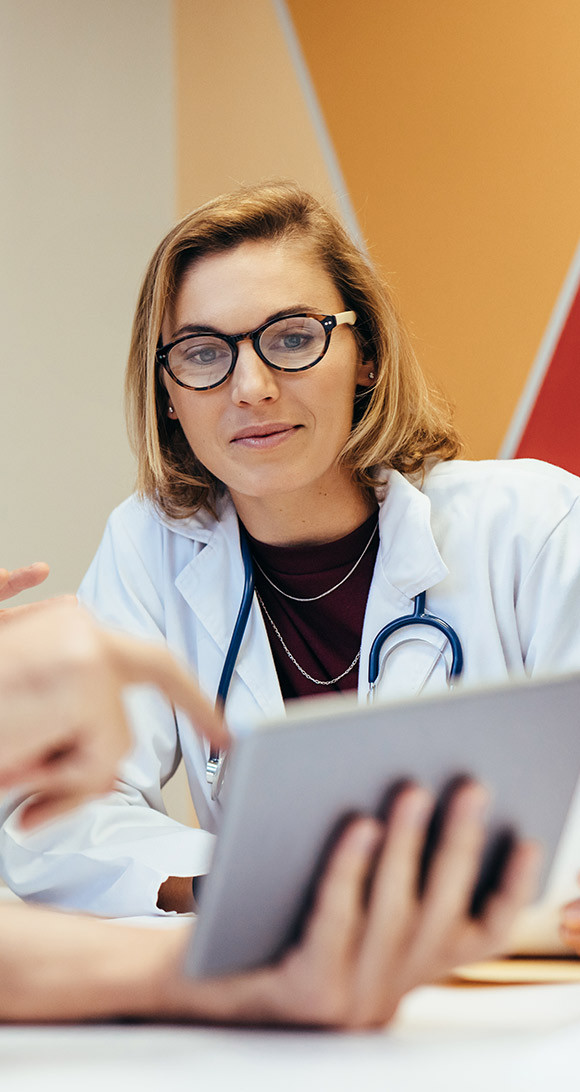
[317,370,359,430]
[171,398,217,461]
[172,395,231,476]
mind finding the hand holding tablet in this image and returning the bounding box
[188,673,580,979]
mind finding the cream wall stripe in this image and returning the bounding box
[0,1,175,600]
[272,0,364,247]
[174,0,338,215]
[499,238,580,459]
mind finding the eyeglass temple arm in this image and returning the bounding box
[335,310,357,327]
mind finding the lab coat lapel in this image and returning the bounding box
[173,501,284,719]
[359,471,450,701]
[167,471,450,713]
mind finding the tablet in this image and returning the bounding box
[185,672,580,978]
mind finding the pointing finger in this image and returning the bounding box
[103,630,230,749]
[0,563,50,601]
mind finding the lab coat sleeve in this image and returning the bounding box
[0,501,214,917]
[516,495,580,675]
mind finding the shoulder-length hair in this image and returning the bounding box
[126,180,462,519]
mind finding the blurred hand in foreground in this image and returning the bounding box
[160,782,541,1029]
[0,782,539,1026]
[0,562,75,625]
[0,599,228,827]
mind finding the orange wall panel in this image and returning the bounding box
[173,0,337,216]
[287,0,580,457]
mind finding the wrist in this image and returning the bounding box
[0,904,178,1022]
[157,875,195,913]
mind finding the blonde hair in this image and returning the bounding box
[126,180,462,519]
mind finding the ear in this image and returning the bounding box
[356,360,376,388]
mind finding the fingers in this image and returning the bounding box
[418,783,489,932]
[352,786,433,1024]
[0,563,50,602]
[17,784,116,829]
[0,745,72,790]
[479,840,541,948]
[103,630,230,749]
[357,787,431,965]
[0,594,77,626]
[1,734,125,797]
[301,818,383,976]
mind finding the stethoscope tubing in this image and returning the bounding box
[368,590,463,691]
[206,527,464,796]
[206,527,255,785]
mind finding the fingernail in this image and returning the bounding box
[457,783,490,820]
[351,819,382,853]
[401,787,432,826]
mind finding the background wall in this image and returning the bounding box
[0,0,175,602]
[285,0,580,465]
[5,0,578,599]
[173,0,580,469]
[1,0,578,838]
[0,0,189,845]
[174,0,337,215]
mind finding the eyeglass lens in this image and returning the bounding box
[167,315,327,389]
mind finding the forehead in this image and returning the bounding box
[165,238,343,335]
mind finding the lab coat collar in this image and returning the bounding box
[154,468,448,595]
[374,468,448,597]
[160,469,448,712]
[153,491,232,544]
[359,469,450,700]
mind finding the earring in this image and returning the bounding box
[368,371,375,381]
[168,404,175,415]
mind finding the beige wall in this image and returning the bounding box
[0,0,200,858]
[0,0,175,602]
[174,0,336,217]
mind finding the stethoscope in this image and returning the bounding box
[206,525,464,799]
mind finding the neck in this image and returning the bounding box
[230,477,377,546]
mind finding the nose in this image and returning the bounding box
[229,339,280,406]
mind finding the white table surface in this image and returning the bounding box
[3,980,580,1092]
[3,892,580,1090]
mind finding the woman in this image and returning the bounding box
[2,180,580,923]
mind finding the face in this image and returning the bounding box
[160,238,372,529]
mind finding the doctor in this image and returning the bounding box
[2,180,580,917]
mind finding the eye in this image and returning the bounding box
[173,337,231,369]
[188,345,220,365]
[279,330,313,351]
[261,317,323,360]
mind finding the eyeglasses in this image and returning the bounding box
[156,310,357,391]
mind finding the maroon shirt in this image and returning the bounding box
[246,510,379,700]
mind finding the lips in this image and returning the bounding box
[230,422,299,443]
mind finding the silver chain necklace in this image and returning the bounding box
[252,519,379,603]
[256,591,360,686]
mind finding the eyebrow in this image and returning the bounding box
[170,305,317,341]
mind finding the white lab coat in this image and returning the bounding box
[2,458,580,916]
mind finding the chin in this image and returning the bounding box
[229,471,308,501]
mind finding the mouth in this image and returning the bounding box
[230,423,301,448]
